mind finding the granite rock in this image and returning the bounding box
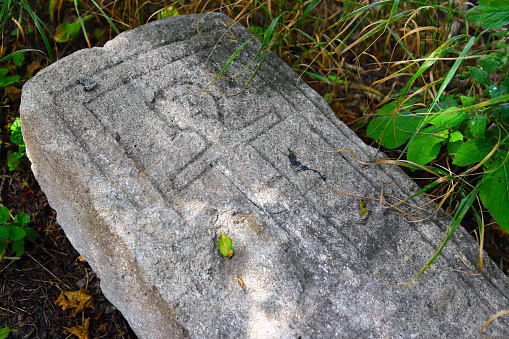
[20,12,509,338]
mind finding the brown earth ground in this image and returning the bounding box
[2,4,509,339]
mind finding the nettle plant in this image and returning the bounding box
[366,0,509,269]
[7,117,27,171]
[0,206,37,260]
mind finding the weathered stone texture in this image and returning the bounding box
[21,12,509,338]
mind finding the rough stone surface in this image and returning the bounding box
[20,12,509,338]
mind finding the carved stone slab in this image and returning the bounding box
[20,12,509,338]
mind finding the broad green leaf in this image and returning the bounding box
[53,15,92,43]
[377,101,398,115]
[0,227,9,238]
[407,126,448,165]
[466,0,509,29]
[14,211,30,226]
[7,225,26,241]
[10,118,24,145]
[478,56,503,72]
[460,95,475,107]
[13,151,25,161]
[426,107,469,127]
[12,51,24,66]
[25,227,38,241]
[453,139,495,166]
[0,74,20,87]
[487,84,508,98]
[447,140,464,160]
[434,96,459,112]
[469,115,489,138]
[449,130,464,143]
[468,66,492,86]
[495,104,509,120]
[367,112,424,148]
[0,326,18,338]
[480,150,509,232]
[218,232,233,259]
[7,153,21,171]
[0,206,9,224]
[11,239,25,257]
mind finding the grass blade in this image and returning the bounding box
[74,0,91,48]
[18,1,54,62]
[89,0,120,35]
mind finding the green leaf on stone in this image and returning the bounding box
[218,232,233,259]
[480,150,509,232]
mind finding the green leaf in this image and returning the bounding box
[7,152,21,171]
[495,104,509,121]
[53,15,93,43]
[453,139,495,166]
[487,84,509,98]
[478,56,503,72]
[0,326,18,339]
[467,66,492,86]
[466,0,509,29]
[7,225,26,241]
[449,130,464,143]
[0,239,6,261]
[218,232,233,259]
[12,51,24,66]
[0,227,9,238]
[14,211,30,226]
[0,74,20,87]
[480,150,509,232]
[460,95,475,107]
[447,140,464,160]
[367,112,424,148]
[11,239,25,257]
[0,206,9,224]
[469,115,489,138]
[426,107,469,127]
[24,227,38,241]
[377,101,398,115]
[10,117,24,145]
[407,126,448,165]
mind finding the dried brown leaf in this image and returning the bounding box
[55,288,94,317]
